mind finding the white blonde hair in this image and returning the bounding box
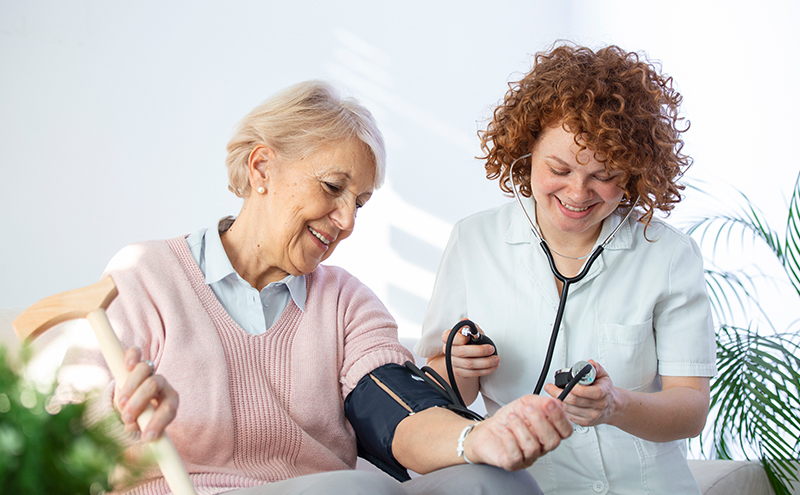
[225,80,386,197]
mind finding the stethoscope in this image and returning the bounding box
[508,153,639,395]
[406,153,639,415]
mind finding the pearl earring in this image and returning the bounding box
[257,186,266,194]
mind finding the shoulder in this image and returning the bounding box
[309,263,355,286]
[450,201,516,241]
[308,264,396,328]
[309,264,379,301]
[104,237,190,288]
[456,201,515,228]
[632,218,700,254]
[626,219,704,277]
[106,239,174,271]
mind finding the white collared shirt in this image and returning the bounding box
[415,198,716,494]
[185,216,306,335]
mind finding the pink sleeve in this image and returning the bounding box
[336,273,414,397]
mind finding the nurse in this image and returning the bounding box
[415,43,717,494]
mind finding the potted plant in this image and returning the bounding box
[0,344,133,494]
[684,171,800,494]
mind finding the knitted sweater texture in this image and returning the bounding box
[62,237,412,495]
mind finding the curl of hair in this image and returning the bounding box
[479,42,691,229]
[226,80,386,198]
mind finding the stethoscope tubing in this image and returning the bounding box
[507,153,638,395]
[532,241,604,395]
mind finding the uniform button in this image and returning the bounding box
[592,480,605,492]
[575,425,588,433]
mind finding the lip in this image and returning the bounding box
[555,197,595,219]
[308,226,334,249]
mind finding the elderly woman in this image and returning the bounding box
[415,44,717,494]
[58,81,572,495]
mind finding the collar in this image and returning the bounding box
[504,197,634,251]
[204,216,307,311]
[281,272,307,311]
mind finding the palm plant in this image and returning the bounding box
[684,170,800,494]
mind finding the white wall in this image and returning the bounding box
[2,0,798,344]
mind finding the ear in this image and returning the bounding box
[247,144,276,191]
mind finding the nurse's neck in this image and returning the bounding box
[535,208,603,261]
[541,222,603,291]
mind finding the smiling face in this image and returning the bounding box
[248,139,376,283]
[530,125,625,245]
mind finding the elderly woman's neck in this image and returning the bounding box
[220,207,289,291]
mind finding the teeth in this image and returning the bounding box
[559,198,589,212]
[308,226,330,245]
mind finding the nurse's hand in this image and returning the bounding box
[440,319,500,379]
[543,360,622,427]
[113,347,180,442]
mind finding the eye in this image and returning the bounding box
[548,167,569,176]
[323,182,342,194]
[594,172,621,183]
[355,192,372,211]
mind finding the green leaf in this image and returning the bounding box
[0,345,137,494]
[785,173,800,297]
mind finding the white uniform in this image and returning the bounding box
[415,198,717,495]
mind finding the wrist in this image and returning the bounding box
[457,422,480,464]
[606,386,626,427]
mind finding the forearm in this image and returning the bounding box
[392,407,473,474]
[427,354,481,406]
[609,382,709,442]
[392,393,574,474]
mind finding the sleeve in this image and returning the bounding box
[344,363,456,481]
[654,234,717,378]
[337,271,414,397]
[414,221,468,358]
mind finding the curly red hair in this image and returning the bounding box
[479,42,691,228]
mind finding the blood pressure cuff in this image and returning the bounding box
[344,362,452,481]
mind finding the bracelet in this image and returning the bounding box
[456,422,479,464]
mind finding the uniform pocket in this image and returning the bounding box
[598,319,657,391]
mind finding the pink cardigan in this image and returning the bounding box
[60,236,412,494]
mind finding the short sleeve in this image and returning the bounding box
[654,234,717,378]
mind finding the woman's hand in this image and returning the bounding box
[425,320,499,406]
[465,394,572,470]
[544,360,711,442]
[543,360,623,427]
[113,347,180,442]
[441,319,499,379]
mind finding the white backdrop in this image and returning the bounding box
[2,0,798,343]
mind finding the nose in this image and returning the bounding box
[564,176,592,203]
[329,198,357,232]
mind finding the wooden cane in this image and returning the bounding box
[12,276,197,495]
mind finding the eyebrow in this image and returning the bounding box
[326,170,352,180]
[545,155,572,167]
[545,155,615,174]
